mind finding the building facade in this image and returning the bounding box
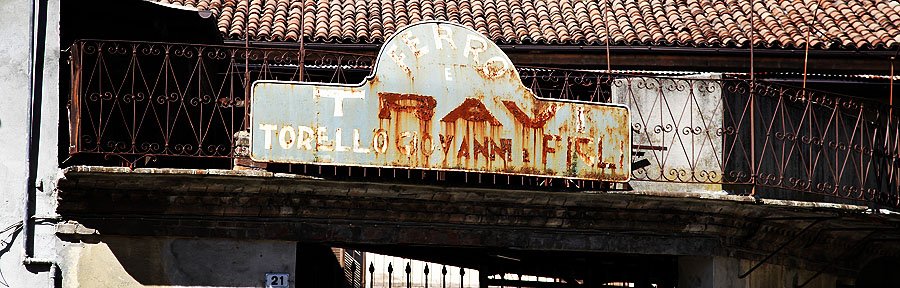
[2,0,900,287]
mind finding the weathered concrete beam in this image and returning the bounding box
[55,166,900,276]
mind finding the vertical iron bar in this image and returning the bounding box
[749,0,755,80]
[369,262,375,288]
[804,0,822,195]
[69,43,82,154]
[891,57,897,203]
[802,0,822,90]
[749,0,757,196]
[892,48,900,202]
[388,262,394,288]
[424,264,430,288]
[299,0,305,81]
[164,45,171,156]
[603,0,611,72]
[460,268,465,288]
[229,46,236,164]
[406,262,411,288]
[835,94,839,196]
[130,45,136,154]
[243,0,250,131]
[809,92,814,195]
[442,265,447,288]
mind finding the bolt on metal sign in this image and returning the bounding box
[251,21,630,181]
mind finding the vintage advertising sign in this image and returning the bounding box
[251,21,630,181]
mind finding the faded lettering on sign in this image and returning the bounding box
[250,21,630,181]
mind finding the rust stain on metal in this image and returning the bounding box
[501,100,556,128]
[377,92,437,121]
[440,98,502,126]
[250,21,631,182]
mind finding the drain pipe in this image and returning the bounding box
[23,258,57,287]
[23,0,58,287]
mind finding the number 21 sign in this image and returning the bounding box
[265,273,290,288]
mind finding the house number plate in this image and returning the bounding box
[265,273,290,288]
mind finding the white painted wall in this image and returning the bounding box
[0,0,60,287]
[613,74,726,193]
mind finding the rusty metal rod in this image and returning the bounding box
[243,0,250,131]
[802,0,823,89]
[604,0,612,72]
[803,1,823,194]
[749,0,757,196]
[299,0,305,81]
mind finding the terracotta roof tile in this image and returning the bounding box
[153,0,900,50]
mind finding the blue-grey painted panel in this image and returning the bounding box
[251,21,630,181]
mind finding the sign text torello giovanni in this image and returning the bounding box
[251,21,630,181]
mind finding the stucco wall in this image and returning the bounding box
[0,0,60,287]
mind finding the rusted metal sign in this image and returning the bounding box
[251,21,630,181]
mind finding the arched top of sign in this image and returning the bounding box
[369,21,522,88]
[250,21,631,182]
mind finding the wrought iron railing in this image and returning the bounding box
[616,76,900,206]
[362,259,478,288]
[66,40,372,163]
[66,40,900,207]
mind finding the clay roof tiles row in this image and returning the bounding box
[153,0,900,50]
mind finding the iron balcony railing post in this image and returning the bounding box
[424,264,430,288]
[750,80,758,196]
[69,42,82,155]
[368,262,375,288]
[388,262,393,288]
[441,265,447,288]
